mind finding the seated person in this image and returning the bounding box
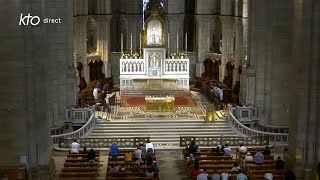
[263,146,271,155]
[276,156,284,170]
[133,160,140,172]
[254,151,264,165]
[88,149,96,163]
[197,168,208,180]
[119,167,126,172]
[146,141,155,154]
[134,146,142,161]
[221,171,230,180]
[125,151,133,161]
[244,152,254,163]
[150,163,160,173]
[145,151,154,165]
[231,162,241,171]
[70,139,80,153]
[191,160,200,176]
[239,144,247,154]
[110,142,118,157]
[236,169,248,180]
[264,172,273,180]
[146,169,154,177]
[223,144,231,156]
[211,169,221,180]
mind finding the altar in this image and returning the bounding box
[132,78,177,90]
[145,96,175,112]
[119,4,190,93]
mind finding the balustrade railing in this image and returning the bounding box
[227,110,288,145]
[51,112,96,147]
[120,59,145,74]
[180,136,270,147]
[57,137,149,149]
[252,120,289,133]
[164,59,189,74]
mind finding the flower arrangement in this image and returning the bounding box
[123,53,130,59]
[170,53,177,59]
[179,52,186,58]
[133,52,140,59]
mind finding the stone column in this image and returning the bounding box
[233,17,243,87]
[195,15,216,71]
[286,0,320,179]
[74,16,89,82]
[96,15,112,77]
[219,16,234,81]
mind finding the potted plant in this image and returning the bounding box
[133,52,140,59]
[179,52,186,59]
[170,53,176,59]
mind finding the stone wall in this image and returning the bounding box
[0,0,74,178]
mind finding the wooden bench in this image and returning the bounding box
[59,172,97,178]
[0,166,26,180]
[61,167,98,173]
[59,177,96,180]
[65,157,99,163]
[64,162,98,168]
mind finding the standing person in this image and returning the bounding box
[88,149,96,162]
[221,171,230,180]
[70,139,80,153]
[93,85,99,103]
[104,91,110,113]
[188,141,198,157]
[223,144,231,156]
[146,141,155,154]
[110,142,119,158]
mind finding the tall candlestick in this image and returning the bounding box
[130,33,133,49]
[176,33,179,50]
[168,33,170,49]
[185,33,187,50]
[139,33,141,49]
[121,33,123,49]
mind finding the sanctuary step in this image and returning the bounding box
[87,118,239,149]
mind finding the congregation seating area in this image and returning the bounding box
[184,146,285,180]
[106,149,158,180]
[59,150,100,180]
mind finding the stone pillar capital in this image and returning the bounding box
[219,16,234,27]
[94,15,112,22]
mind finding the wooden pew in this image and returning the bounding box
[0,166,26,180]
[59,172,97,178]
[64,162,98,168]
[61,167,98,173]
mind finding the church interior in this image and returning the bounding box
[0,0,319,179]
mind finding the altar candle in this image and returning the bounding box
[121,33,123,49]
[139,33,141,49]
[185,33,187,50]
[130,33,133,49]
[176,33,179,49]
[168,33,170,49]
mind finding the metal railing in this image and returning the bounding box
[51,112,96,147]
[227,110,288,145]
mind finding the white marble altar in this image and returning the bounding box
[120,48,189,92]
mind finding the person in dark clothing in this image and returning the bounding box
[263,146,271,155]
[275,157,284,170]
[188,141,198,156]
[88,149,96,162]
[285,170,296,180]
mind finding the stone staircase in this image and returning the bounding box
[87,116,239,149]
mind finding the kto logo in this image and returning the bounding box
[19,13,40,26]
